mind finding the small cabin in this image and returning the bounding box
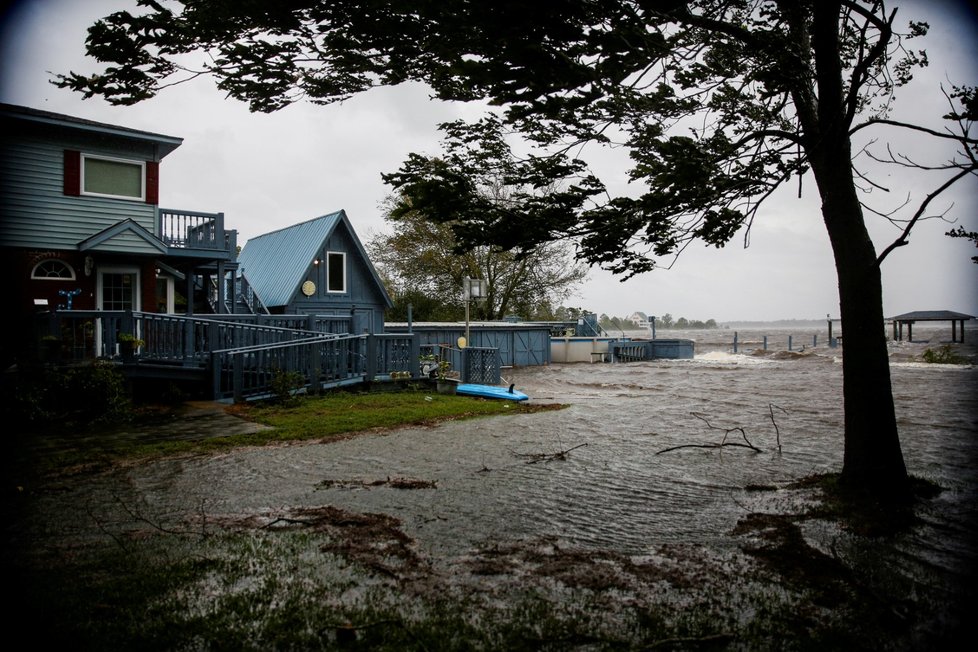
[237,211,392,334]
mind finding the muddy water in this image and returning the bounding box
[35,330,977,595]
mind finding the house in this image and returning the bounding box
[0,103,238,365]
[237,211,393,334]
[627,311,649,327]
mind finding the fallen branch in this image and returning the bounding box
[769,403,787,453]
[656,413,762,454]
[513,442,588,464]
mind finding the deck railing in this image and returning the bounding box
[158,208,228,251]
[40,310,428,402]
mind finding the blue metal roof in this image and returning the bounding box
[238,212,342,308]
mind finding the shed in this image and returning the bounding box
[385,321,553,368]
[238,211,392,333]
[887,310,975,343]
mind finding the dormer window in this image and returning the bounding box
[82,154,145,200]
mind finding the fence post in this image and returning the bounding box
[733,332,738,353]
[365,334,377,382]
[763,335,768,351]
[410,333,421,379]
[307,340,319,396]
[813,334,818,348]
[233,351,244,403]
[788,335,793,351]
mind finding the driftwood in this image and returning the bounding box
[513,442,588,464]
[316,476,437,490]
[768,403,787,453]
[656,413,762,455]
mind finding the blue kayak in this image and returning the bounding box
[455,383,529,401]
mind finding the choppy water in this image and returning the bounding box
[30,328,978,590]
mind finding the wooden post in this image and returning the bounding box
[733,331,738,353]
[763,335,768,351]
[788,335,793,351]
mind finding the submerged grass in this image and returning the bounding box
[14,388,563,474]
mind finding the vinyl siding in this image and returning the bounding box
[0,132,158,251]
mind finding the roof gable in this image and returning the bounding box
[238,210,391,309]
[78,218,167,255]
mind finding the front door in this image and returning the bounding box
[97,266,140,356]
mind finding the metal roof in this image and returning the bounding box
[887,310,975,321]
[238,212,342,308]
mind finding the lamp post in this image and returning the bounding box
[463,277,487,346]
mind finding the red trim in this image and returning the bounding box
[145,161,159,204]
[63,150,80,196]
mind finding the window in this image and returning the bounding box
[100,271,138,311]
[327,252,346,293]
[81,154,145,200]
[31,259,76,280]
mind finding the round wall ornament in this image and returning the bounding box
[301,280,316,296]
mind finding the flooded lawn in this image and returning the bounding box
[6,338,978,649]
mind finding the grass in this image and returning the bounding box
[13,387,562,474]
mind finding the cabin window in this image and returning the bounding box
[326,252,346,293]
[31,259,76,280]
[81,154,145,200]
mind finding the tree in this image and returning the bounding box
[366,195,589,321]
[58,1,977,501]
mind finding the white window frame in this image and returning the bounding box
[326,251,347,293]
[81,153,146,201]
[31,259,76,281]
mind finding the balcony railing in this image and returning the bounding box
[159,207,235,252]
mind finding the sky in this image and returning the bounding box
[1,0,976,323]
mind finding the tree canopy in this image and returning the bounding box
[367,194,589,322]
[58,0,978,500]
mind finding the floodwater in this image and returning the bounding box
[12,325,978,640]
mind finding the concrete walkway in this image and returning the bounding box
[14,401,271,460]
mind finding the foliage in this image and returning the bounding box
[945,225,978,264]
[117,332,145,347]
[5,360,133,428]
[367,194,589,321]
[55,0,978,497]
[921,344,969,365]
[268,368,304,406]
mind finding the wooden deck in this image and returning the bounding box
[37,310,438,402]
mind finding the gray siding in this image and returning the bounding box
[0,133,157,250]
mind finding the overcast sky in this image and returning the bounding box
[1,0,976,322]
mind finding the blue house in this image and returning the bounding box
[237,211,393,334]
[0,103,238,364]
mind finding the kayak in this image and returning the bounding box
[455,383,529,402]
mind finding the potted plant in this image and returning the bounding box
[117,332,145,362]
[435,359,457,395]
[419,353,439,378]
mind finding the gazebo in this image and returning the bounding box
[888,310,975,343]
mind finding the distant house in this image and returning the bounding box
[627,311,649,327]
[0,103,238,364]
[237,211,392,334]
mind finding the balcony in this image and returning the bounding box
[158,208,237,260]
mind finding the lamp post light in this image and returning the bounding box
[463,277,487,345]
